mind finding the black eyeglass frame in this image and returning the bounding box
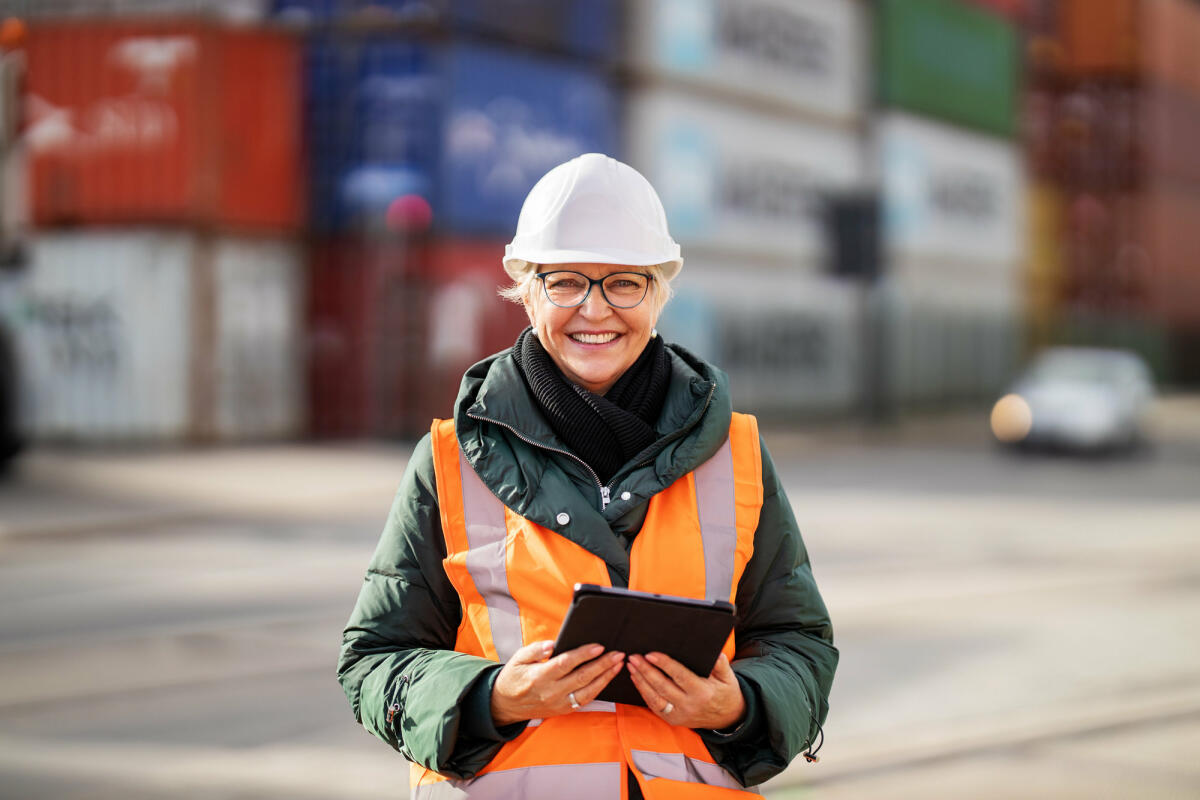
[534,270,655,309]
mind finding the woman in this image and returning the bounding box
[338,154,837,798]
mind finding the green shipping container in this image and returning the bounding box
[878,0,1018,137]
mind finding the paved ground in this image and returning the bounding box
[1,396,1199,798]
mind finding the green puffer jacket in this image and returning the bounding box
[338,343,837,787]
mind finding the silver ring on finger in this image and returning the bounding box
[568,691,581,710]
[661,701,674,715]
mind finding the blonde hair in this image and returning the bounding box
[499,263,675,316]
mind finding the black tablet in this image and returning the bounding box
[552,584,735,707]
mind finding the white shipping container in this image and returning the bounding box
[628,0,867,123]
[213,237,304,440]
[14,230,302,443]
[19,231,193,440]
[879,112,1024,268]
[627,87,864,264]
[660,261,860,415]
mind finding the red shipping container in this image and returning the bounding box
[305,236,525,438]
[1060,0,1200,94]
[25,21,304,232]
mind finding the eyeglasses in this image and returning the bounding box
[535,270,653,309]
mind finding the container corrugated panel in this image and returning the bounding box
[1140,185,1200,327]
[885,277,1020,406]
[304,37,618,236]
[16,231,192,441]
[626,0,867,123]
[305,235,522,437]
[25,22,304,232]
[306,236,426,437]
[659,261,860,416]
[1061,0,1200,94]
[271,0,617,60]
[879,112,1024,268]
[625,86,863,264]
[878,0,1019,136]
[1042,83,1200,192]
[212,237,304,440]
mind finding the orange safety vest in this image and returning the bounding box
[413,413,764,799]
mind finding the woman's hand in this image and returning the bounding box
[491,641,625,726]
[628,652,745,730]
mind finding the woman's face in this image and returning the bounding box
[525,262,660,395]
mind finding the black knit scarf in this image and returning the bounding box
[511,327,670,485]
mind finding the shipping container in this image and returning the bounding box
[1060,0,1200,94]
[626,0,867,123]
[16,230,194,441]
[13,230,303,443]
[879,112,1024,269]
[305,37,617,236]
[878,0,1020,136]
[271,0,617,60]
[306,235,524,437]
[659,261,860,417]
[211,237,304,440]
[25,21,304,232]
[625,87,863,264]
[0,0,270,21]
[1025,182,1066,349]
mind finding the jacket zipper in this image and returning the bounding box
[467,382,716,514]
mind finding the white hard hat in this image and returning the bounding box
[504,153,683,282]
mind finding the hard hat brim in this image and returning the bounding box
[504,247,682,282]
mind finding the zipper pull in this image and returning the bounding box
[600,486,611,510]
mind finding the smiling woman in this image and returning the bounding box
[338,154,837,800]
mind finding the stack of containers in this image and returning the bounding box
[15,17,307,442]
[283,1,620,436]
[625,0,868,418]
[875,0,1024,406]
[1026,0,1200,380]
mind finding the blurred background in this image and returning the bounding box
[0,0,1197,798]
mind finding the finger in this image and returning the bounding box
[575,660,624,706]
[572,651,625,691]
[546,643,605,678]
[645,652,702,690]
[508,640,555,666]
[628,654,682,702]
[627,659,669,711]
[710,653,737,683]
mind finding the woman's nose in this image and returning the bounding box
[577,284,613,317]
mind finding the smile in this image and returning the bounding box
[569,332,620,345]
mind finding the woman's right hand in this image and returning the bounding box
[490,641,625,726]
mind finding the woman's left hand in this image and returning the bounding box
[627,652,745,730]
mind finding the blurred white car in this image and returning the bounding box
[991,347,1155,452]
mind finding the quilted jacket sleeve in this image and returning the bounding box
[337,434,523,778]
[699,436,839,786]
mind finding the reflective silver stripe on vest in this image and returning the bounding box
[526,699,615,727]
[631,749,748,791]
[413,761,622,799]
[459,450,523,662]
[693,437,738,601]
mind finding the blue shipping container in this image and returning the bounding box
[274,0,617,60]
[304,38,619,236]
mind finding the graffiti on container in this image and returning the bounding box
[929,169,997,223]
[26,36,196,155]
[722,161,816,221]
[719,314,829,373]
[28,295,122,373]
[720,0,833,77]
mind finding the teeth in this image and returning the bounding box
[570,332,619,344]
